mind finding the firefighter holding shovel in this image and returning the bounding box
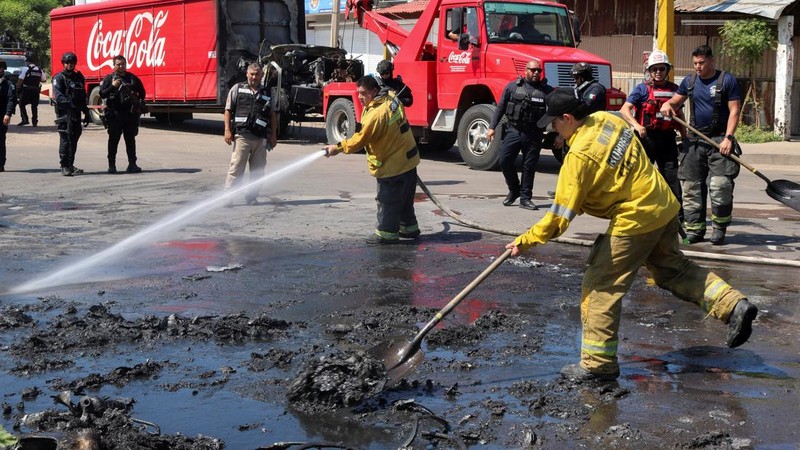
[506,89,758,382]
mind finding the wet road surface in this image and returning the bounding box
[1,233,798,448]
[1,109,798,448]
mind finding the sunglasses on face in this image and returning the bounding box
[526,67,542,73]
[650,66,667,72]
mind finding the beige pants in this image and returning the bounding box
[579,216,746,375]
[225,134,268,200]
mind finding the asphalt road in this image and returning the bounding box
[1,103,799,448]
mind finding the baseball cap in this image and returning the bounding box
[536,89,583,128]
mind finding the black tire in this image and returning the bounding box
[87,86,105,126]
[418,131,457,152]
[325,98,356,144]
[275,88,291,137]
[457,104,501,170]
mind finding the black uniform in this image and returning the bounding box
[575,79,606,114]
[490,77,553,202]
[0,71,17,170]
[377,75,413,107]
[18,62,43,126]
[52,69,89,170]
[99,71,146,171]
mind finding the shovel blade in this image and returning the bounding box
[767,179,800,213]
[368,338,424,386]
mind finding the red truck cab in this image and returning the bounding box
[323,0,626,170]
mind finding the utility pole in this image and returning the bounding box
[330,0,341,48]
[655,0,674,81]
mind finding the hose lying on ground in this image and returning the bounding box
[416,176,800,269]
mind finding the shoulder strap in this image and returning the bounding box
[709,70,727,133]
[687,73,697,129]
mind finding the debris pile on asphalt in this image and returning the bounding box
[286,351,387,413]
[11,392,223,450]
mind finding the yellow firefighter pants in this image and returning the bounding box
[579,215,746,375]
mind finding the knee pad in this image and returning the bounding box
[709,176,734,206]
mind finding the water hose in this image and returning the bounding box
[416,176,800,269]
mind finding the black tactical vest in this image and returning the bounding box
[21,64,43,89]
[505,79,547,129]
[234,83,272,139]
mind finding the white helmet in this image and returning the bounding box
[647,50,671,69]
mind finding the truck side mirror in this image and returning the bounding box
[458,33,470,50]
[572,15,582,45]
[451,9,463,36]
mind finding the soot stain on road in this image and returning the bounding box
[0,237,794,448]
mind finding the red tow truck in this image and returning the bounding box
[323,0,626,170]
[49,0,305,125]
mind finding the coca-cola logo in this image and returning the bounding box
[447,51,471,65]
[86,11,168,71]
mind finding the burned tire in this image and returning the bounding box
[457,104,501,170]
[325,98,356,144]
[87,86,105,126]
[418,131,457,153]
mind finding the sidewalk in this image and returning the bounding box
[739,140,800,168]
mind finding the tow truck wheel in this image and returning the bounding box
[87,86,105,126]
[325,98,356,144]
[457,104,501,171]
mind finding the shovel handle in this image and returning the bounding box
[409,249,513,348]
[671,116,772,185]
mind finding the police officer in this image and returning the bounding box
[16,54,44,127]
[620,50,684,213]
[0,58,17,172]
[550,62,607,175]
[99,55,146,173]
[572,62,606,113]
[375,60,412,107]
[487,60,553,210]
[661,45,742,245]
[223,62,278,206]
[52,51,91,177]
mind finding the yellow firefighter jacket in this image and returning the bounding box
[336,93,420,178]
[514,112,680,251]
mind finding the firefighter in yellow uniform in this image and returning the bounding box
[507,90,758,382]
[324,75,421,245]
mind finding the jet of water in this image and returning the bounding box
[7,150,327,295]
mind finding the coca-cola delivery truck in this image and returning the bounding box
[50,0,305,125]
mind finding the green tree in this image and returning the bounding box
[719,19,776,128]
[0,0,69,74]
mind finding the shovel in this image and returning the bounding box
[673,116,800,212]
[369,249,512,385]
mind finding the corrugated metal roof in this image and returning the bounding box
[377,0,428,15]
[674,0,796,21]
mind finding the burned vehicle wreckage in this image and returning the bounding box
[259,44,364,135]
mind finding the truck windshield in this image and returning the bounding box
[484,3,575,47]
